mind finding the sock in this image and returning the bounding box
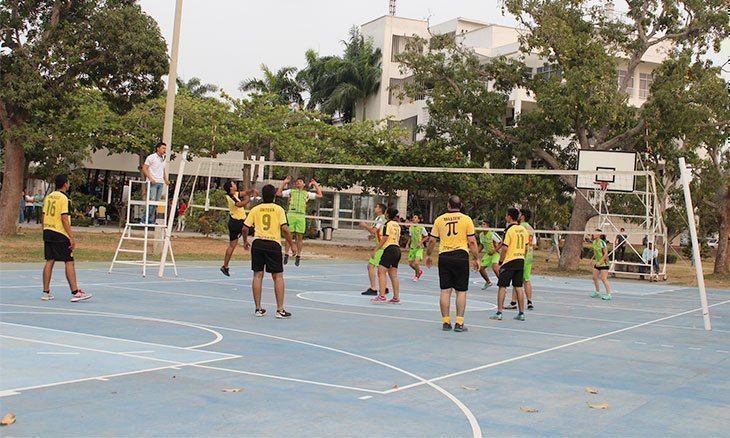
[442,316,451,324]
[496,311,502,315]
[456,316,464,325]
[72,289,80,295]
[43,290,50,294]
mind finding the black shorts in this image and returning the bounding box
[251,239,283,274]
[44,239,74,262]
[379,245,401,269]
[498,259,524,288]
[228,217,245,241]
[594,264,609,271]
[438,250,470,291]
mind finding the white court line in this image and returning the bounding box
[0,321,231,355]
[383,299,730,395]
[297,291,497,312]
[37,352,79,355]
[359,395,373,400]
[103,284,584,339]
[121,351,154,354]
[0,303,482,437]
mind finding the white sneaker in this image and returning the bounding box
[41,292,54,301]
[70,291,92,302]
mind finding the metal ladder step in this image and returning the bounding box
[117,249,145,254]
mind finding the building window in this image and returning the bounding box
[391,35,416,62]
[388,76,423,105]
[536,64,561,80]
[389,116,418,143]
[523,67,534,79]
[639,73,653,99]
[617,70,634,96]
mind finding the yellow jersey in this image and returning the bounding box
[42,191,70,240]
[381,220,401,247]
[244,203,288,243]
[502,223,528,265]
[430,212,475,254]
[226,194,247,220]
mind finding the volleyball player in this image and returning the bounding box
[276,176,323,266]
[359,203,389,296]
[490,208,528,321]
[371,207,402,304]
[41,174,92,302]
[220,181,258,277]
[242,184,296,318]
[505,209,535,310]
[407,213,429,282]
[425,195,480,333]
[477,219,502,289]
[590,230,613,300]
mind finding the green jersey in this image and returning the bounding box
[521,221,534,263]
[284,189,314,216]
[409,225,427,249]
[373,214,386,243]
[479,230,501,254]
[593,238,608,267]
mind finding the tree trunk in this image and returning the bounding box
[558,190,595,270]
[714,187,730,274]
[0,136,27,236]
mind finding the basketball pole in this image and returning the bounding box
[678,157,711,331]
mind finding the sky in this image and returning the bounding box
[138,0,729,97]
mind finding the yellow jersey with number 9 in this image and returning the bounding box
[430,212,475,254]
[502,223,528,264]
[381,220,401,247]
[43,191,70,239]
[244,203,288,243]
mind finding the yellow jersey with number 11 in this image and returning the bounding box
[244,203,288,243]
[502,223,528,265]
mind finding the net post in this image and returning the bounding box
[158,145,189,278]
[678,157,711,331]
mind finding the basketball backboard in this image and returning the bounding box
[577,150,637,192]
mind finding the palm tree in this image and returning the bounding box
[239,65,304,106]
[323,27,382,122]
[176,77,219,98]
[297,49,341,111]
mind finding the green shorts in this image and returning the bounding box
[288,215,306,234]
[369,247,385,266]
[481,252,500,267]
[408,247,424,262]
[523,263,532,281]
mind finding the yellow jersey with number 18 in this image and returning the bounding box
[244,203,288,243]
[43,191,70,239]
[430,212,475,254]
[502,223,528,264]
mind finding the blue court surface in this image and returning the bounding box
[1,261,729,436]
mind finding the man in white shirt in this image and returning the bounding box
[142,142,170,224]
[642,242,659,280]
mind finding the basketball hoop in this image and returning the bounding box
[593,181,609,192]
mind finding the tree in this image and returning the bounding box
[176,77,219,98]
[398,0,729,269]
[0,0,168,235]
[239,65,304,106]
[297,49,341,111]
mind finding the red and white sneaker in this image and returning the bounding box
[388,297,401,304]
[370,295,387,303]
[416,269,424,280]
[70,290,92,302]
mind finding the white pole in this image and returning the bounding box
[159,145,189,277]
[678,157,711,330]
[162,0,184,149]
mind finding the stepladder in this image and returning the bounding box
[110,180,177,277]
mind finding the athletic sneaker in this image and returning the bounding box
[481,282,491,290]
[295,255,301,267]
[416,269,423,280]
[361,288,378,295]
[255,308,266,317]
[590,292,601,298]
[454,323,468,332]
[283,254,289,265]
[412,275,419,282]
[276,309,292,319]
[220,266,230,277]
[527,301,534,310]
[41,292,54,301]
[601,294,612,301]
[388,297,401,304]
[514,312,526,321]
[371,295,387,303]
[489,312,503,321]
[70,290,92,302]
[442,322,453,331]
[504,302,517,310]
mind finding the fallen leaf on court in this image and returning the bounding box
[222,388,243,393]
[392,384,399,389]
[462,386,479,391]
[1,413,16,426]
[588,403,609,409]
[520,408,539,413]
[585,387,599,394]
